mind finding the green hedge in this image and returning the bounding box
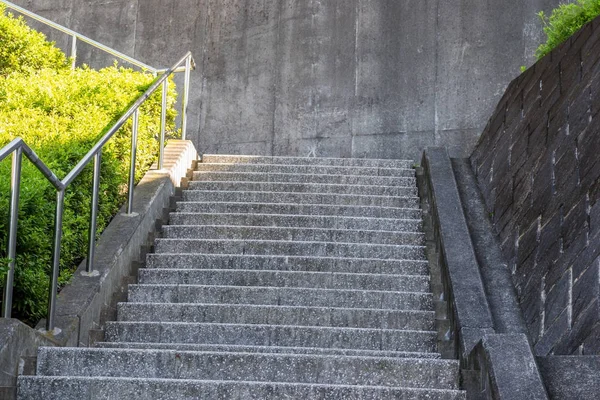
[0,5,178,324]
[0,4,67,75]
[536,0,600,59]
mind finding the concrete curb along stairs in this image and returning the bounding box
[18,155,466,399]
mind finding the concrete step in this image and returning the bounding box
[35,348,460,389]
[154,238,425,260]
[196,162,416,177]
[187,181,418,197]
[18,376,467,400]
[169,212,421,232]
[193,171,416,187]
[182,190,419,208]
[116,303,435,330]
[137,269,431,292]
[104,322,437,353]
[127,285,433,310]
[145,254,430,275]
[201,154,414,169]
[94,342,442,359]
[175,201,421,220]
[162,225,425,246]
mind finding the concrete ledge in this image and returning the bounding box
[451,158,527,335]
[467,334,548,400]
[537,356,600,400]
[40,140,197,347]
[0,319,58,390]
[421,148,549,399]
[421,147,493,359]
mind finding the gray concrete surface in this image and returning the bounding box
[10,0,563,160]
[18,376,467,400]
[537,356,600,400]
[0,319,57,389]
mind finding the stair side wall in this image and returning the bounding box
[470,16,600,356]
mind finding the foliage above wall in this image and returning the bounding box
[536,0,600,59]
[0,5,178,324]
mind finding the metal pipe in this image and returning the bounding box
[70,35,77,70]
[46,190,65,332]
[181,56,192,140]
[2,147,22,318]
[127,111,139,214]
[159,80,168,169]
[61,52,192,187]
[86,151,101,273]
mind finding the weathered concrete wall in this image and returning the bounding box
[471,16,600,356]
[10,0,562,160]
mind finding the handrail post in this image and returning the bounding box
[46,189,65,333]
[181,55,192,140]
[2,147,22,318]
[85,150,101,275]
[70,35,77,70]
[159,79,168,169]
[126,110,139,215]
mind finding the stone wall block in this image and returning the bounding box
[581,33,600,78]
[544,268,572,326]
[572,261,600,323]
[546,97,569,145]
[534,309,570,355]
[554,298,599,355]
[548,230,587,289]
[517,218,540,266]
[591,72,600,116]
[562,196,589,247]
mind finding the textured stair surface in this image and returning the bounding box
[18,155,465,399]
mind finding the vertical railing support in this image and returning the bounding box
[85,150,101,275]
[2,147,22,318]
[126,111,139,215]
[159,79,168,169]
[70,35,77,70]
[46,189,65,332]
[181,56,192,140]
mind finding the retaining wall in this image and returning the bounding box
[11,0,563,160]
[471,16,600,356]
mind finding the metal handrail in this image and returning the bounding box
[0,4,195,331]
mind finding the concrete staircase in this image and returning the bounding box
[18,155,466,399]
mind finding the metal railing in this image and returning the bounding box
[0,1,195,332]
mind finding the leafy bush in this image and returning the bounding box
[0,4,68,75]
[0,6,178,324]
[536,0,600,59]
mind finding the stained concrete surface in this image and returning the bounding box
[11,0,563,159]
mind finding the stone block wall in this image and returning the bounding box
[470,17,600,356]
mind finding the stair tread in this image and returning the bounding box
[18,376,466,400]
[93,342,442,358]
[197,162,416,171]
[137,268,431,289]
[116,302,435,329]
[144,254,430,275]
[35,347,459,389]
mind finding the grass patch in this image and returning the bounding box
[536,0,600,59]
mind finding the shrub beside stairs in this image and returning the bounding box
[17,155,466,399]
